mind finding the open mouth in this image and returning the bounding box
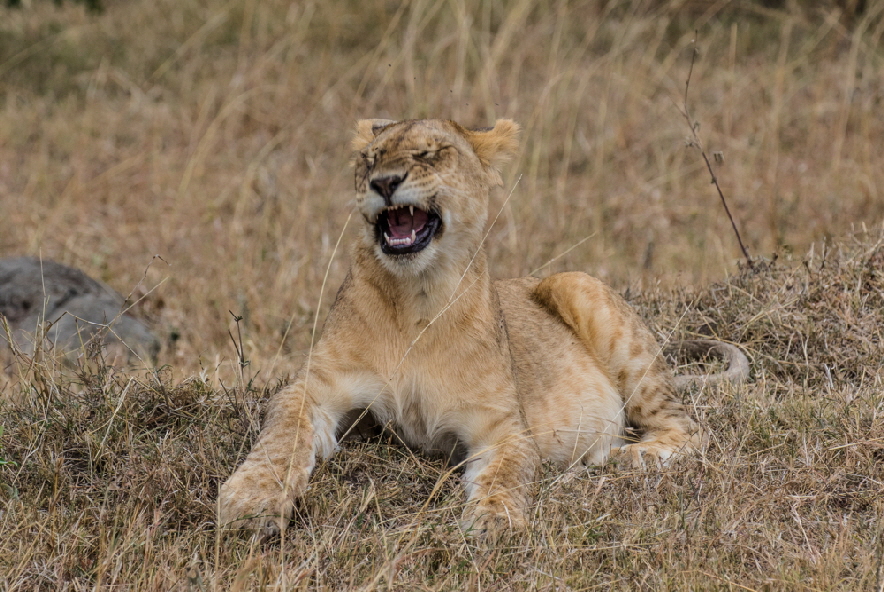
[375,205,442,255]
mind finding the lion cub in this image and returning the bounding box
[219,119,728,537]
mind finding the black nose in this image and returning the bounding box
[370,174,405,203]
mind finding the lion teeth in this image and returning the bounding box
[380,206,422,248]
[381,205,420,213]
[384,230,417,247]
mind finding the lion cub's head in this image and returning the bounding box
[352,119,519,276]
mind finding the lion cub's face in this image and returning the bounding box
[352,119,519,276]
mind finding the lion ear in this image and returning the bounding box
[352,119,396,151]
[463,119,520,186]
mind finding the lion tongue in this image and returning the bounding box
[388,207,428,239]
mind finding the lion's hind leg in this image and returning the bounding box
[533,272,701,467]
[608,354,703,466]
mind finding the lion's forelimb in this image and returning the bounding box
[217,381,318,537]
[217,365,373,537]
[460,413,539,534]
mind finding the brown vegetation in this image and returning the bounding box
[1,0,882,589]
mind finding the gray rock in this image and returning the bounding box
[0,257,160,364]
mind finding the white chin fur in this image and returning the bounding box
[374,242,439,277]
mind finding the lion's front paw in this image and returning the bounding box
[218,465,308,538]
[462,498,527,540]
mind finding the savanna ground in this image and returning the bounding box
[0,0,882,589]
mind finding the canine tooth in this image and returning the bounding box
[384,232,391,245]
[409,206,414,216]
[410,229,416,243]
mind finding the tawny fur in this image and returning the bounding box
[218,118,742,538]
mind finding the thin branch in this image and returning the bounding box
[227,311,249,387]
[680,32,753,267]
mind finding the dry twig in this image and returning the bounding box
[679,32,753,267]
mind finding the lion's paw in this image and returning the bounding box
[610,442,675,468]
[461,500,527,540]
[217,465,307,538]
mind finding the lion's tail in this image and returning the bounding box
[664,339,750,389]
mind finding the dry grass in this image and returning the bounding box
[1,230,882,590]
[1,0,883,589]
